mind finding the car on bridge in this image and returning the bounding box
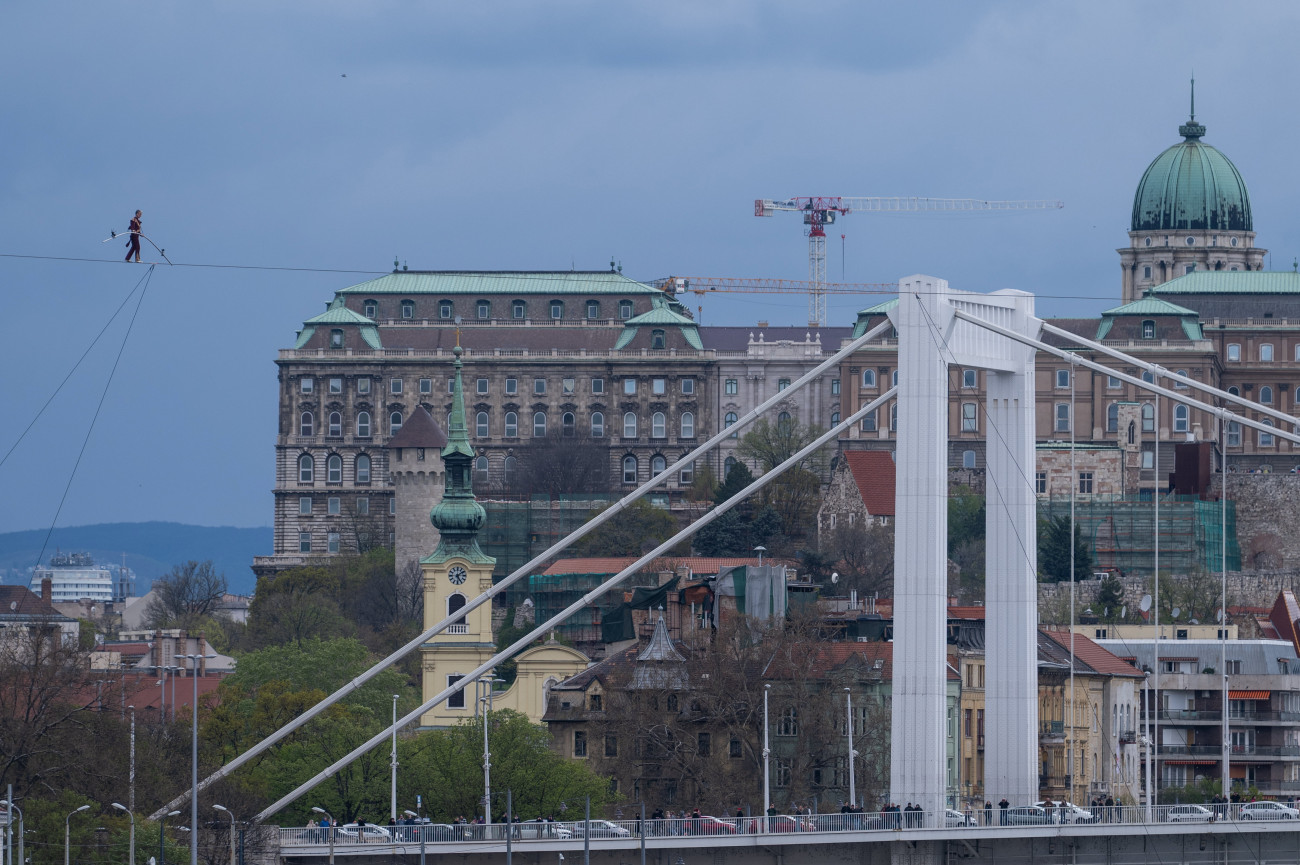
[692,816,738,834]
[1035,801,1096,824]
[515,820,572,839]
[1005,806,1051,826]
[337,824,391,841]
[567,819,631,838]
[945,809,976,827]
[1238,801,1299,820]
[1163,804,1214,823]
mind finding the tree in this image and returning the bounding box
[144,560,228,630]
[513,432,610,495]
[714,462,755,504]
[823,520,895,599]
[687,463,718,503]
[693,503,782,556]
[1096,573,1126,622]
[572,499,681,556]
[947,491,985,556]
[1037,515,1093,583]
[736,417,831,541]
[242,566,353,650]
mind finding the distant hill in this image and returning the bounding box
[0,522,271,596]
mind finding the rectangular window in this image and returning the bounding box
[356,497,369,515]
[447,675,465,709]
[327,532,340,553]
[534,378,546,395]
[961,402,977,432]
[777,378,790,391]
[301,377,314,394]
[605,736,618,757]
[962,369,977,388]
[592,377,604,394]
[724,378,738,395]
[729,737,743,758]
[298,532,311,553]
[563,378,575,395]
[1261,344,1275,362]
[624,378,636,395]
[589,693,602,711]
[446,378,455,394]
[1107,375,1121,389]
[298,496,312,515]
[477,378,488,394]
[357,378,371,395]
[573,731,587,757]
[389,498,396,515]
[653,378,666,395]
[1078,472,1093,494]
[329,378,342,394]
[1056,369,1070,388]
[505,378,518,395]
[861,411,877,432]
[1036,471,1047,494]
[831,379,840,395]
[1227,343,1241,362]
[697,732,710,757]
[328,496,340,514]
[390,378,403,395]
[1055,403,1071,432]
[680,378,694,395]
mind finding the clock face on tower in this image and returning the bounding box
[447,566,468,585]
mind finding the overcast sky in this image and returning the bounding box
[3,1,1299,536]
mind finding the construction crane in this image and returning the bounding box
[651,275,897,296]
[755,196,1065,326]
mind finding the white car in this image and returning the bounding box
[1164,804,1214,823]
[567,819,631,838]
[337,823,392,840]
[1036,801,1095,824]
[945,809,975,827]
[1238,801,1299,820]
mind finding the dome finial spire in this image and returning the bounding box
[1179,76,1206,140]
[1189,74,1195,122]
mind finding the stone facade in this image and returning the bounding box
[1213,474,1300,570]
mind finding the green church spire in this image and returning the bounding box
[424,345,493,565]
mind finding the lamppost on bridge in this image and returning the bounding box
[111,803,135,865]
[1,797,23,865]
[844,688,857,808]
[212,805,236,865]
[181,653,216,865]
[65,804,90,865]
[159,810,180,865]
[311,807,335,865]
[390,695,400,824]
[762,684,771,832]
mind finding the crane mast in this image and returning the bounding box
[755,196,1064,326]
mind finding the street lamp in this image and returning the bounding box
[159,810,180,865]
[111,803,135,865]
[181,653,216,865]
[390,695,399,824]
[212,805,235,865]
[481,695,492,825]
[762,684,771,832]
[844,688,857,809]
[311,807,335,865]
[65,804,90,865]
[1,799,23,865]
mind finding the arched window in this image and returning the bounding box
[327,454,343,483]
[1174,369,1189,389]
[830,411,840,426]
[861,410,877,432]
[476,411,489,437]
[401,299,415,319]
[725,412,738,438]
[651,454,667,475]
[390,411,403,434]
[1260,386,1273,405]
[891,370,899,387]
[505,411,518,437]
[1141,403,1154,432]
[1127,421,1136,445]
[652,412,666,438]
[1173,404,1188,433]
[474,456,489,485]
[1106,403,1119,433]
[1260,419,1275,447]
[1142,320,1156,339]
[862,369,876,387]
[724,456,737,477]
[962,450,976,469]
[300,411,314,437]
[550,300,564,319]
[298,453,314,483]
[890,404,898,431]
[680,411,694,438]
[356,411,371,437]
[503,455,518,486]
[328,411,342,437]
[1142,370,1155,384]
[363,299,378,318]
[533,412,546,437]
[622,455,638,484]
[512,300,526,319]
[591,411,605,438]
[651,329,666,349]
[777,412,792,429]
[356,454,371,483]
[447,593,467,627]
[624,412,638,438]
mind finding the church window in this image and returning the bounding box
[1227,344,1241,362]
[622,455,638,484]
[327,454,342,483]
[962,450,976,469]
[477,300,490,319]
[363,299,378,318]
[1143,265,1152,279]
[562,412,575,436]
[298,454,314,483]
[299,497,312,515]
[1261,344,1275,362]
[447,675,465,709]
[439,300,453,319]
[390,411,403,434]
[961,402,978,432]
[505,412,518,437]
[1144,237,1152,247]
[1142,320,1156,339]
[1173,404,1188,433]
[1107,403,1119,433]
[1186,236,1196,246]
[447,593,467,627]
[328,412,342,437]
[680,411,694,438]
[300,411,314,437]
[299,532,311,553]
[1231,237,1239,247]
[512,300,526,319]
[1260,386,1273,405]
[625,412,639,438]
[1185,264,1195,274]
[327,532,340,553]
[1141,403,1154,432]
[591,411,605,438]
[401,299,414,319]
[619,300,634,319]
[329,329,344,349]
[533,412,547,437]
[356,454,371,483]
[476,411,489,437]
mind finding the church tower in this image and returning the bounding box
[419,345,498,727]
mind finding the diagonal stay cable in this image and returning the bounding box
[1,268,151,470]
[33,265,155,567]
[149,317,895,820]
[254,387,897,821]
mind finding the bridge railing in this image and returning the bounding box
[280,803,1273,848]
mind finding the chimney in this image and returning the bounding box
[41,576,52,604]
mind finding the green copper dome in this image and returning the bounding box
[1131,117,1252,233]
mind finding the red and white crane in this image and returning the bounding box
[755,196,1064,326]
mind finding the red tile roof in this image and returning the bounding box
[0,586,68,619]
[1040,629,1144,677]
[843,451,896,517]
[542,557,773,576]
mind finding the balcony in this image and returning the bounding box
[1119,730,1137,745]
[1040,720,1064,741]
[446,624,468,635]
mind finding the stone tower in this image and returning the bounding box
[385,406,448,575]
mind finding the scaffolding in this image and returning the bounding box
[479,494,613,593]
[1038,496,1241,576]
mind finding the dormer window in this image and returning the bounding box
[512,300,526,319]
[401,299,415,319]
[550,300,564,319]
[619,300,634,319]
[651,329,666,349]
[587,300,600,319]
[329,329,344,348]
[477,300,490,319]
[363,299,378,318]
[439,300,453,319]
[1142,320,1155,339]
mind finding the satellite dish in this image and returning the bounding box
[1140,595,1153,613]
[1121,606,1127,619]
[1216,609,1225,622]
[1171,607,1181,619]
[831,572,839,585]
